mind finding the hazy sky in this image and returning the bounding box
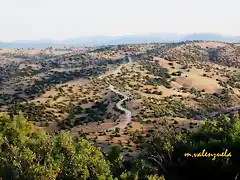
[1,0,239,41]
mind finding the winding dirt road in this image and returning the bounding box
[108,85,132,130]
[98,56,133,130]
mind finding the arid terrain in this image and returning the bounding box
[0,41,240,156]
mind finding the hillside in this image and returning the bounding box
[0,41,240,179]
[161,42,240,68]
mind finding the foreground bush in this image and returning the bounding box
[144,114,240,180]
[2,112,239,180]
[0,114,114,180]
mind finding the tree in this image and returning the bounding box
[143,114,240,180]
[115,127,121,133]
[106,146,125,178]
[0,114,115,180]
[147,175,165,180]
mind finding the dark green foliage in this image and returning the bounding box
[171,71,182,76]
[141,61,171,79]
[0,114,163,180]
[2,103,240,180]
[0,114,115,180]
[146,78,171,89]
[189,87,201,97]
[197,91,233,112]
[226,72,240,88]
[77,100,109,125]
[144,114,240,180]
[8,102,58,123]
[24,67,108,96]
[140,61,172,88]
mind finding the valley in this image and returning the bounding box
[0,41,240,179]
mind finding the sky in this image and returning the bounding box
[0,0,239,41]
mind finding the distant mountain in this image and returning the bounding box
[0,42,66,49]
[61,36,121,45]
[61,33,185,45]
[13,39,58,43]
[181,33,240,42]
[1,33,240,49]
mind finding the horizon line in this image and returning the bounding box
[1,32,239,43]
